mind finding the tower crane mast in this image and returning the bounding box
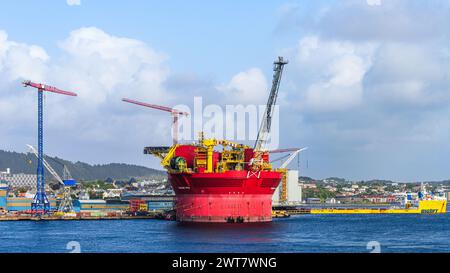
[22,80,77,214]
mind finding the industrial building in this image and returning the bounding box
[122,194,175,212]
[75,200,108,211]
[104,199,130,211]
[74,199,131,212]
[0,183,8,211]
[6,197,57,211]
[0,177,174,214]
[75,197,175,213]
[0,169,37,189]
[306,198,321,204]
[273,170,302,205]
[147,200,174,212]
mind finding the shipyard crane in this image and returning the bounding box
[250,57,288,170]
[51,160,76,213]
[269,148,302,164]
[26,144,63,185]
[279,147,308,169]
[254,56,288,152]
[26,145,76,213]
[269,148,301,154]
[122,98,189,145]
[22,80,77,214]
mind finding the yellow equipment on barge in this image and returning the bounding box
[311,199,447,215]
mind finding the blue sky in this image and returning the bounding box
[2,0,450,182]
[0,1,286,80]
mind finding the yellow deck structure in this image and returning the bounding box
[310,200,447,214]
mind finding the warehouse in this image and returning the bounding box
[6,197,57,211]
[122,194,175,212]
[74,199,130,211]
[0,182,8,211]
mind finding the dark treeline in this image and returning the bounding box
[0,149,165,181]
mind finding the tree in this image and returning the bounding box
[105,177,114,183]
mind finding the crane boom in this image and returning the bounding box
[22,80,77,97]
[122,98,188,116]
[269,148,301,153]
[26,144,64,185]
[122,98,189,144]
[254,56,288,151]
[279,147,308,169]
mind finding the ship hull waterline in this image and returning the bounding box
[169,170,282,223]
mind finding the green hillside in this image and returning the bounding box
[0,149,165,181]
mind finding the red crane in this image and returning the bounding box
[122,98,189,144]
[23,80,77,97]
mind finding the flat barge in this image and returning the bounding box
[274,199,447,215]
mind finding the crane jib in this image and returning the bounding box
[254,56,288,152]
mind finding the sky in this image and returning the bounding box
[1,0,450,181]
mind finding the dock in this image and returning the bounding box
[0,212,174,221]
[0,215,155,221]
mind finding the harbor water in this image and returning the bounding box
[0,213,449,253]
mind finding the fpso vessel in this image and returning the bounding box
[144,57,289,223]
[145,138,282,222]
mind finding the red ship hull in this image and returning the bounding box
[169,170,282,223]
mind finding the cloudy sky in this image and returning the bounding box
[1,0,450,181]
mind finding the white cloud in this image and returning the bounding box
[66,0,81,6]
[216,68,268,104]
[294,36,376,112]
[0,27,173,165]
[276,1,450,180]
[0,30,49,82]
[363,43,448,107]
[0,30,50,138]
[278,1,450,43]
[0,27,275,167]
[56,27,169,105]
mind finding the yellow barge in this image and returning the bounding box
[311,199,447,214]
